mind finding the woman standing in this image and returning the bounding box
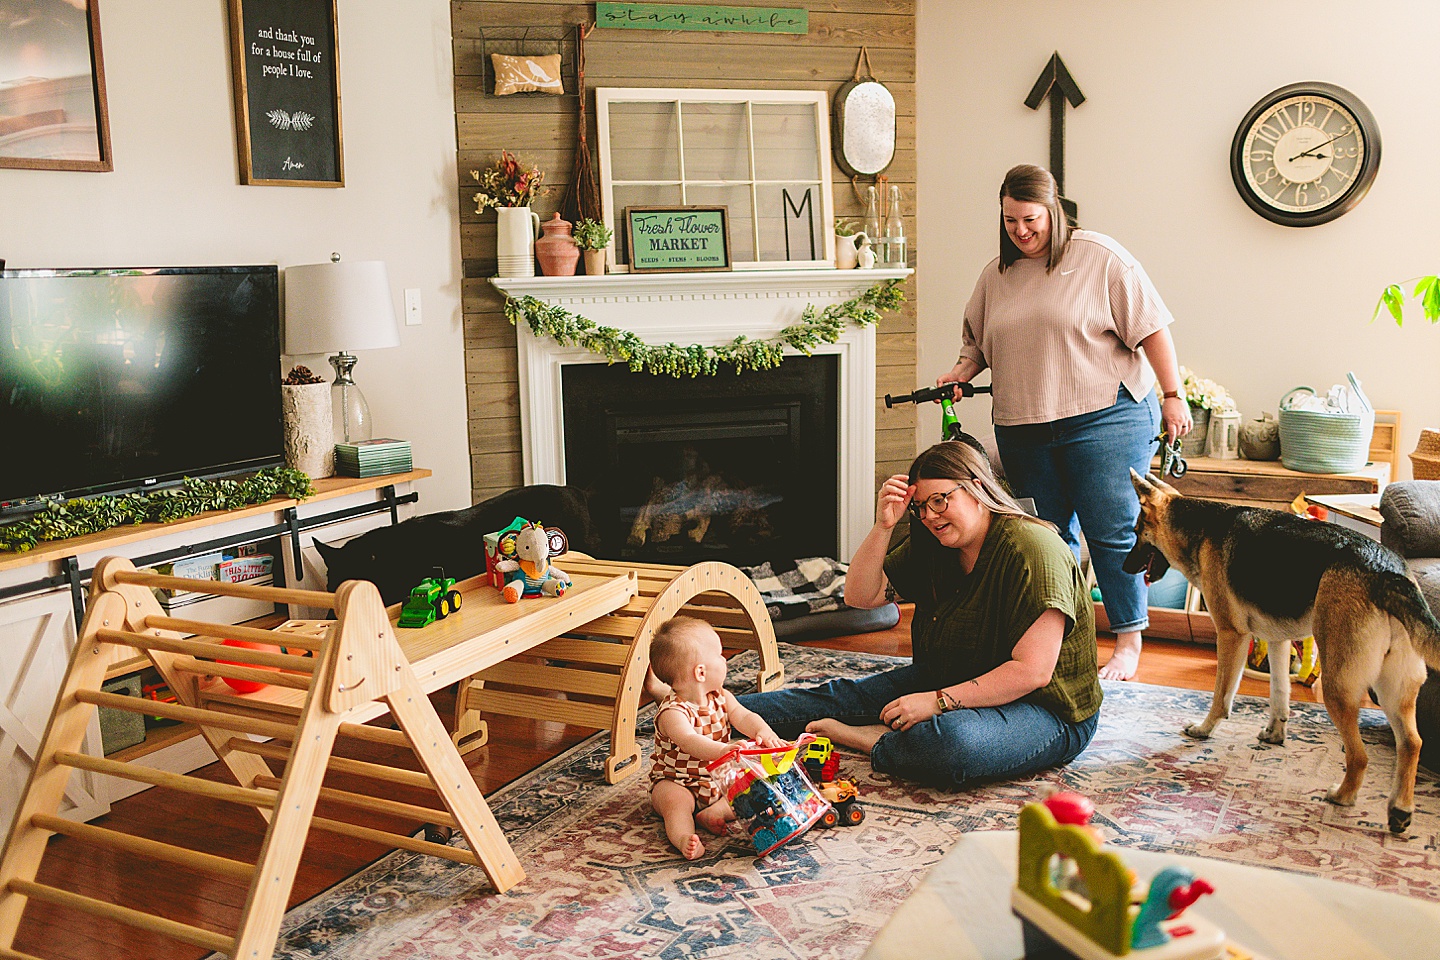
[939,164,1191,681]
[735,441,1101,789]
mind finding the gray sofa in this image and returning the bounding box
[1378,480,1440,771]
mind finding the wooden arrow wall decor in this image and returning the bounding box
[1025,52,1085,225]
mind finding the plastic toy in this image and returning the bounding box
[710,734,829,857]
[217,638,283,693]
[800,735,865,828]
[494,521,571,603]
[483,516,530,589]
[397,568,463,628]
[1012,799,1232,960]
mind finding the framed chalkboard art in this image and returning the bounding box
[624,206,732,273]
[226,0,343,186]
[0,0,113,172]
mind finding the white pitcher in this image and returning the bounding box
[835,232,867,269]
[496,206,541,278]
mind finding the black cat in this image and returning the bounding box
[312,484,597,605]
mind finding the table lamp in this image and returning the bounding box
[284,254,399,443]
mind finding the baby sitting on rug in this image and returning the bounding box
[648,615,783,860]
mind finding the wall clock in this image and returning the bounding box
[1230,82,1381,227]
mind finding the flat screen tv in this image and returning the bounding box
[0,265,283,512]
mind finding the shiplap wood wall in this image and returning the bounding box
[452,0,918,504]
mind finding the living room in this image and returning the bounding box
[3,2,1440,959]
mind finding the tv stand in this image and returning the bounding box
[0,471,430,836]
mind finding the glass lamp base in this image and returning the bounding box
[329,352,374,444]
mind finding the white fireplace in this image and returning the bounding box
[490,268,910,562]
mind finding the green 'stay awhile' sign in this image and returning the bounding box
[595,3,808,35]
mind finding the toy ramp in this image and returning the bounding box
[0,557,522,960]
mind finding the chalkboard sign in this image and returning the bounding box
[625,207,732,273]
[226,0,343,187]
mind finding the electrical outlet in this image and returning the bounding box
[404,288,422,326]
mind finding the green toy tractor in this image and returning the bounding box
[397,568,463,629]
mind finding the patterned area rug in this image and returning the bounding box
[249,646,1440,959]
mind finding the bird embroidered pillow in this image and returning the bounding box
[491,53,564,95]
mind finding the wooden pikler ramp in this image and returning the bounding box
[453,554,785,784]
[0,557,524,960]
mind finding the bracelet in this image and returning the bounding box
[1160,390,1183,400]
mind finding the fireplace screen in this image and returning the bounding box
[562,358,838,566]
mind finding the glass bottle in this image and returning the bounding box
[884,185,907,266]
[862,186,883,266]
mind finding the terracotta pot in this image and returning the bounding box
[583,248,607,276]
[535,213,581,277]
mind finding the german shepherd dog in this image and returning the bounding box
[1124,470,1440,833]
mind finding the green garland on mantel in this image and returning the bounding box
[503,278,906,377]
[0,468,314,554]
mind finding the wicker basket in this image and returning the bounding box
[1278,379,1374,474]
[1412,428,1440,480]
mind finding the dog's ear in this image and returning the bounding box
[1130,468,1158,497]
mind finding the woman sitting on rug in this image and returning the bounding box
[738,440,1102,789]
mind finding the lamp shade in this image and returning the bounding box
[283,258,400,355]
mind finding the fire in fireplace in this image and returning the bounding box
[561,357,839,566]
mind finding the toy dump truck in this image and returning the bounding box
[801,735,865,828]
[398,569,462,629]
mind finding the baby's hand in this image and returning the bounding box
[752,726,785,749]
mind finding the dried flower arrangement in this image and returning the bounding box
[472,150,547,213]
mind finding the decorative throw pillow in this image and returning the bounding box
[491,53,564,95]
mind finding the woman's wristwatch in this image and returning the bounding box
[1160,390,1183,401]
[936,689,957,713]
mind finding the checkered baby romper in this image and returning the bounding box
[649,691,731,806]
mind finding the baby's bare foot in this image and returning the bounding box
[696,805,730,835]
[679,833,705,860]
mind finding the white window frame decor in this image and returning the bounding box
[596,87,835,272]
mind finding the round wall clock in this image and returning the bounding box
[1230,82,1381,227]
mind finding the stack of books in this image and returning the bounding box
[334,438,413,478]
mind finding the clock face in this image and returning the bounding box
[1230,83,1381,227]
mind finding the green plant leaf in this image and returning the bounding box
[1415,276,1440,324]
[1379,284,1405,325]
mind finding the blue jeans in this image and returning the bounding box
[994,387,1160,633]
[737,665,1098,790]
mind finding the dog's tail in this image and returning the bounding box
[1380,572,1440,670]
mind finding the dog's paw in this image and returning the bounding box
[1388,806,1413,835]
[1325,784,1357,807]
[1257,719,1287,745]
[1181,723,1212,740]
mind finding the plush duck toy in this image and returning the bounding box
[495,522,570,603]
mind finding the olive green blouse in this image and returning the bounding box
[883,514,1101,723]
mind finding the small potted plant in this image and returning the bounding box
[572,218,614,276]
[1179,366,1234,457]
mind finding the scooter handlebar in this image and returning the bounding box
[883,383,991,407]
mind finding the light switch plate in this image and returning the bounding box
[404,288,422,326]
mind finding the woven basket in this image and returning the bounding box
[1278,382,1374,474]
[1412,428,1440,480]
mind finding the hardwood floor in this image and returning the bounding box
[10,606,1320,960]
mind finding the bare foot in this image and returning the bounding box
[1099,635,1142,681]
[806,718,886,753]
[678,833,705,860]
[695,803,732,835]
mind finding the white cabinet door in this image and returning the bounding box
[0,587,109,836]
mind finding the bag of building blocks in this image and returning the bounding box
[709,733,829,857]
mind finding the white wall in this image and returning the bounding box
[0,0,472,510]
[917,0,1440,477]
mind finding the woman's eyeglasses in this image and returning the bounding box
[907,483,966,520]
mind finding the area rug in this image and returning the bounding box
[248,646,1440,960]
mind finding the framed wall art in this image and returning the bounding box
[226,0,343,187]
[0,0,113,172]
[624,206,732,273]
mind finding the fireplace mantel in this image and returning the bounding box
[489,267,912,561]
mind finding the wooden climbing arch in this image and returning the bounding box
[453,554,783,784]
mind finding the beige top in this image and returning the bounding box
[959,230,1173,426]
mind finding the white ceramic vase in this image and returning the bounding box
[281,382,334,479]
[835,232,867,269]
[496,206,541,278]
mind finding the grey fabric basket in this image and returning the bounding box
[1278,374,1374,474]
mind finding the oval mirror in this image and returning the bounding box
[833,80,896,177]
